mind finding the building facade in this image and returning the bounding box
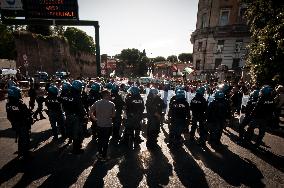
[190,0,250,80]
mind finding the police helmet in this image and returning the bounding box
[72,80,83,92]
[149,88,159,96]
[91,82,101,92]
[105,82,113,90]
[129,86,140,95]
[196,87,205,96]
[111,84,119,94]
[62,82,72,92]
[48,85,58,95]
[175,85,184,94]
[217,83,230,94]
[8,86,21,99]
[249,89,260,100]
[214,90,225,99]
[260,85,273,96]
[176,89,186,100]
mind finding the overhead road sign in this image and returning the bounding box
[24,0,79,19]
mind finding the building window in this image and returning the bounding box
[232,58,240,69]
[201,13,207,28]
[217,40,225,53]
[198,42,203,52]
[214,58,222,69]
[196,60,201,70]
[219,9,230,26]
[235,40,243,52]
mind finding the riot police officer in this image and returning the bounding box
[245,85,275,146]
[168,89,190,146]
[64,80,87,154]
[207,90,230,145]
[6,86,33,159]
[45,85,66,140]
[190,86,208,146]
[145,88,164,148]
[238,89,259,143]
[122,86,145,147]
[111,83,125,141]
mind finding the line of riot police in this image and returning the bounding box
[6,79,281,160]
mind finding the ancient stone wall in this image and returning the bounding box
[14,31,97,78]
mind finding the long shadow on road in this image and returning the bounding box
[185,141,265,188]
[223,129,284,173]
[169,145,209,188]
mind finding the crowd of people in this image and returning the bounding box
[4,76,284,162]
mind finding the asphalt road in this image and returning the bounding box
[0,98,283,188]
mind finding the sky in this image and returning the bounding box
[76,0,199,58]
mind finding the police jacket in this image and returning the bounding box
[190,93,207,118]
[125,94,144,115]
[245,97,258,115]
[45,94,63,113]
[146,95,164,116]
[6,99,33,130]
[168,98,190,120]
[87,91,102,107]
[207,98,229,123]
[61,89,87,118]
[252,96,275,118]
[111,93,125,115]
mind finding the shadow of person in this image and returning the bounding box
[185,141,265,187]
[168,145,209,188]
[222,128,284,172]
[5,137,98,188]
[117,149,144,187]
[83,139,126,188]
[145,146,172,188]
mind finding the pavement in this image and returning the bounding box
[0,98,283,188]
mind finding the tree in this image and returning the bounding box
[0,23,16,60]
[118,48,147,76]
[178,53,193,63]
[244,0,284,86]
[52,25,65,36]
[167,55,178,63]
[64,27,96,54]
[153,56,166,62]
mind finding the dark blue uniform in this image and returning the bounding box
[168,96,190,145]
[207,97,230,144]
[45,94,65,139]
[145,93,164,147]
[190,93,208,144]
[123,93,144,145]
[111,92,125,140]
[6,99,33,158]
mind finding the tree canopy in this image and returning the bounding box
[64,27,96,55]
[244,0,284,85]
[167,55,178,63]
[153,56,166,63]
[178,53,193,63]
[0,23,16,60]
[117,48,148,76]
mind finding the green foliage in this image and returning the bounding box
[244,0,284,86]
[0,23,16,60]
[117,48,148,76]
[64,27,96,55]
[167,55,178,63]
[153,56,166,62]
[26,25,52,36]
[178,53,193,63]
[52,25,65,36]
